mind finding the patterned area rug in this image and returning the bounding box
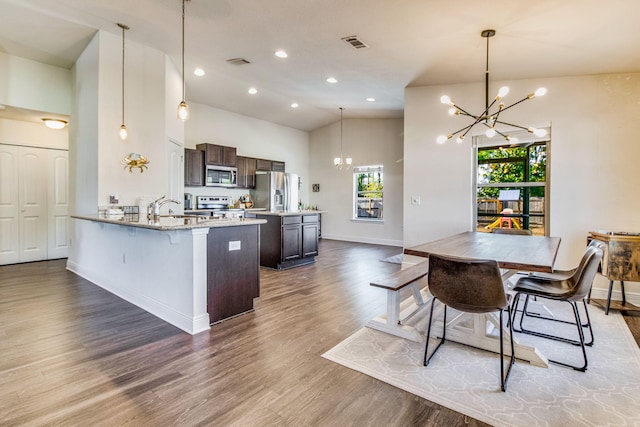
[323,300,640,426]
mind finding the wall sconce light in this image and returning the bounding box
[42,119,67,130]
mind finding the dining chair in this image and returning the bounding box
[518,239,606,341]
[424,254,515,392]
[509,242,604,371]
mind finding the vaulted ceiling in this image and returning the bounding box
[1,0,639,131]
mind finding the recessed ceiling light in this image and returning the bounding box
[366,97,376,102]
[194,68,205,76]
[42,118,67,129]
[291,103,299,108]
[326,77,338,84]
[248,87,258,95]
[274,50,288,58]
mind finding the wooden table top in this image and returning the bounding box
[404,231,561,273]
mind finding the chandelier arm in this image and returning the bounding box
[493,120,531,131]
[450,122,478,137]
[497,96,533,113]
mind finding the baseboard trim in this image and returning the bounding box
[322,234,403,247]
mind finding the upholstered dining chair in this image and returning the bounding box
[424,254,515,392]
[509,242,604,371]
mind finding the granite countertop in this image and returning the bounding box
[72,214,266,231]
[251,210,327,216]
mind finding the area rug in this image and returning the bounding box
[380,253,403,264]
[322,300,640,427]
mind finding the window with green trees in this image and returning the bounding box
[353,165,383,220]
[476,141,548,234]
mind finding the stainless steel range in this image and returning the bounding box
[195,196,244,219]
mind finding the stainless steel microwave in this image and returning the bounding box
[205,165,237,187]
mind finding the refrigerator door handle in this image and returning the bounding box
[283,174,289,211]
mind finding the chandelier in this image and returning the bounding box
[437,29,547,145]
[177,0,190,121]
[117,23,129,140]
[334,107,352,169]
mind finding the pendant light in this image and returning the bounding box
[177,0,190,121]
[334,107,352,169]
[117,23,129,140]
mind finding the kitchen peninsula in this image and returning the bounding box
[67,214,266,334]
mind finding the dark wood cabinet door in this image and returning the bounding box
[207,225,260,324]
[272,161,285,172]
[245,157,257,188]
[282,224,302,261]
[302,223,319,257]
[184,148,204,186]
[222,146,237,167]
[256,158,272,171]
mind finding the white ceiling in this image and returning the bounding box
[1,0,640,131]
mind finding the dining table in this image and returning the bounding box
[399,231,562,368]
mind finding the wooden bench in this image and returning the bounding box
[366,261,430,341]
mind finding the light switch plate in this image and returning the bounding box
[411,195,421,205]
[228,240,241,251]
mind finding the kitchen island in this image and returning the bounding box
[67,214,266,334]
[245,211,325,270]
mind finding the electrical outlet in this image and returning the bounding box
[228,240,241,251]
[411,195,421,205]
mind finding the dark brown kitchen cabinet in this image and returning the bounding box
[236,155,257,189]
[207,224,260,324]
[249,213,319,270]
[196,143,237,167]
[256,158,285,172]
[184,148,204,186]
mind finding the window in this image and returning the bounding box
[353,165,383,220]
[474,133,549,235]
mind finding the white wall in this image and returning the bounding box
[309,118,404,246]
[404,72,640,296]
[71,30,185,215]
[185,102,309,205]
[0,118,68,150]
[0,52,71,115]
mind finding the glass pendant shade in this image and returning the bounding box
[119,124,128,140]
[178,101,189,121]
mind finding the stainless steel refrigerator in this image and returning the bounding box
[252,171,299,212]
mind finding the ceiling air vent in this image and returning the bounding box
[226,57,251,65]
[341,35,368,49]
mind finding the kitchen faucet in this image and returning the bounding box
[148,195,181,217]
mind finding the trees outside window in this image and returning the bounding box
[476,141,548,235]
[353,165,383,220]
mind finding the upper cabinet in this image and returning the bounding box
[237,156,257,189]
[196,143,237,167]
[256,158,285,172]
[184,148,204,187]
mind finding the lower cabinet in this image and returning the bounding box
[207,225,260,324]
[252,213,320,270]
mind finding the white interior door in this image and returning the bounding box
[18,146,48,262]
[48,149,69,259]
[0,145,20,265]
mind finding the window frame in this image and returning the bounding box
[472,129,551,236]
[352,164,384,222]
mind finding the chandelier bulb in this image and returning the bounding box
[486,128,497,138]
[535,87,547,97]
[334,157,341,166]
[456,136,464,143]
[448,107,457,116]
[534,128,547,137]
[119,124,128,140]
[436,134,449,144]
[440,95,452,105]
[497,86,510,99]
[346,157,352,166]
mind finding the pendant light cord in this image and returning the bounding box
[182,0,186,101]
[121,24,126,124]
[340,107,344,157]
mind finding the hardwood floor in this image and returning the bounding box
[1,240,638,426]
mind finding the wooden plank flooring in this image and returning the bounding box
[1,239,638,426]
